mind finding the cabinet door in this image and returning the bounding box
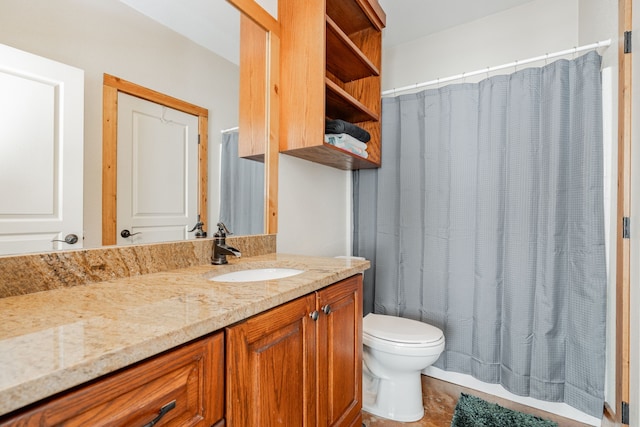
[0,333,224,427]
[226,294,317,426]
[316,275,363,427]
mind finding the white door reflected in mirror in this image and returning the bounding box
[116,93,200,245]
[0,43,84,255]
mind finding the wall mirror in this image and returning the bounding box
[0,0,275,255]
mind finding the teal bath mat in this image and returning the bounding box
[450,393,558,427]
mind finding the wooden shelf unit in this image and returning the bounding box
[280,0,386,170]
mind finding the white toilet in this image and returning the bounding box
[362,313,445,422]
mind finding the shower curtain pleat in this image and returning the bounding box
[353,51,606,417]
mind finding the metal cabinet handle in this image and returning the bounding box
[121,229,141,238]
[141,400,176,427]
[309,310,319,321]
[321,305,332,315]
[51,234,79,244]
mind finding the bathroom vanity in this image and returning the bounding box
[0,246,368,426]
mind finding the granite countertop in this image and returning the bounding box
[0,253,369,417]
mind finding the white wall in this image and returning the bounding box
[382,0,578,92]
[0,0,239,248]
[277,155,352,256]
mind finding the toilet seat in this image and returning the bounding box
[363,313,443,344]
[363,332,444,356]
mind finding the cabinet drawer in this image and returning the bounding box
[0,333,224,427]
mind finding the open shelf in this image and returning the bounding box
[287,143,379,170]
[326,0,385,34]
[325,78,379,123]
[326,16,379,82]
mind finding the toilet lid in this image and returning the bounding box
[363,313,443,344]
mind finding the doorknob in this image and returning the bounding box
[51,234,79,244]
[120,229,142,238]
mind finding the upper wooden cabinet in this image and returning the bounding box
[279,0,386,170]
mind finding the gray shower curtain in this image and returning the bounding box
[353,51,606,417]
[219,131,264,235]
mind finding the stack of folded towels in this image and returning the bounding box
[324,119,370,159]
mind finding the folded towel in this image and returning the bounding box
[325,134,369,158]
[323,133,368,150]
[325,119,371,143]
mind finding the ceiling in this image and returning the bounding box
[119,0,534,65]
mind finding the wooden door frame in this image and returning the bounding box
[608,0,633,425]
[102,74,208,246]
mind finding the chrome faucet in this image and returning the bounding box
[211,222,241,265]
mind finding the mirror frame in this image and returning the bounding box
[101,74,209,246]
[230,0,280,234]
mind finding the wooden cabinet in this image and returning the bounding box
[226,275,363,426]
[0,333,224,427]
[279,0,386,170]
[316,276,364,426]
[226,292,316,426]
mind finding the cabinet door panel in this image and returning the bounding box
[226,294,317,426]
[317,275,363,427]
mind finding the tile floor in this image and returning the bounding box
[361,376,593,427]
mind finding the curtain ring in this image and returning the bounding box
[461,72,466,83]
[545,53,549,65]
[514,59,519,72]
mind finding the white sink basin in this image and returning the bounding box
[209,268,304,282]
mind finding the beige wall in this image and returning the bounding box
[0,0,239,248]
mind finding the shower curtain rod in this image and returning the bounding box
[381,39,612,96]
[221,126,239,133]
